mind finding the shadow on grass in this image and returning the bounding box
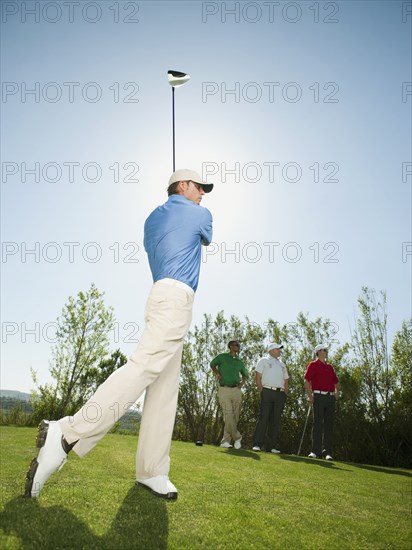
[1,485,169,549]
[279,454,352,471]
[223,449,261,460]
[346,463,412,478]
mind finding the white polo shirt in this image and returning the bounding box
[256,355,289,388]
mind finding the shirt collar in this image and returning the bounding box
[168,194,197,206]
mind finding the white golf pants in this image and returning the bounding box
[58,279,194,480]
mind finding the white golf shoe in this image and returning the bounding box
[270,448,281,454]
[25,420,68,497]
[308,452,318,459]
[137,475,178,500]
[220,442,233,448]
[252,446,261,451]
[234,438,242,450]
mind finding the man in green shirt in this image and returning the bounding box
[210,340,248,449]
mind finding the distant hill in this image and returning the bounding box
[0,390,139,430]
[0,390,31,401]
[113,408,141,433]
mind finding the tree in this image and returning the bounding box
[176,312,247,443]
[31,284,116,421]
[175,310,349,454]
[391,320,412,394]
[81,348,127,394]
[351,288,393,421]
[387,320,412,466]
[176,300,412,466]
[349,287,407,466]
[264,314,349,454]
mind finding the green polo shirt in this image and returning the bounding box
[210,353,248,386]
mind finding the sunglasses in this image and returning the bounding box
[189,181,202,191]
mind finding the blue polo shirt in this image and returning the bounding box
[144,195,213,292]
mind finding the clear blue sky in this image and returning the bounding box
[1,0,411,393]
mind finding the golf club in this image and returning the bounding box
[167,70,190,171]
[297,405,312,456]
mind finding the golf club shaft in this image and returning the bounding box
[297,405,311,456]
[172,86,175,171]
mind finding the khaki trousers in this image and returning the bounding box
[218,386,242,444]
[58,279,194,480]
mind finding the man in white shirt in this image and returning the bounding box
[252,343,289,453]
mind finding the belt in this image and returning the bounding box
[156,278,194,296]
[263,385,284,391]
[313,390,335,395]
[220,384,238,388]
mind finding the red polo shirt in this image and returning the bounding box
[304,359,338,392]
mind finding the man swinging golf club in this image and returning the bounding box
[25,168,214,500]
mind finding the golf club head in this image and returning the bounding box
[168,70,190,88]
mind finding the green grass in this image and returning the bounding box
[1,426,411,549]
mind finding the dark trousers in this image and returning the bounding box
[253,388,286,450]
[312,393,336,456]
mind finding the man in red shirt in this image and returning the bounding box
[304,344,339,460]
